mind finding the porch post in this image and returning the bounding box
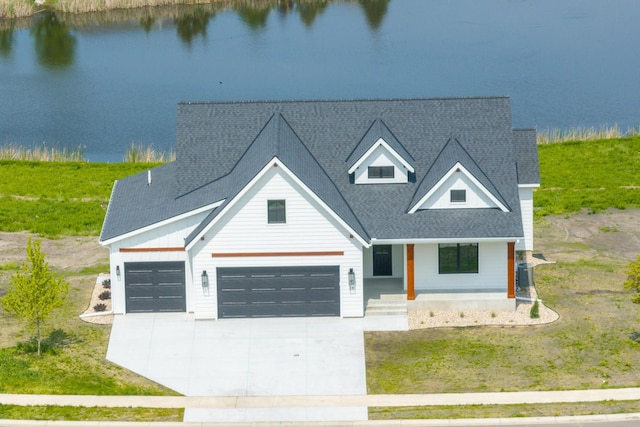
[507,241,515,299]
[407,244,415,300]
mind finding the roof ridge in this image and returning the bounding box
[178,96,511,106]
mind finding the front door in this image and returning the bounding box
[373,245,392,276]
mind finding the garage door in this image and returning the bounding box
[217,266,340,318]
[124,261,186,313]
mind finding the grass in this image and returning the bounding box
[124,142,176,163]
[0,257,178,396]
[535,136,640,217]
[0,161,158,237]
[369,400,640,420]
[0,144,85,162]
[0,404,183,421]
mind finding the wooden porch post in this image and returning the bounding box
[407,244,415,301]
[507,241,515,299]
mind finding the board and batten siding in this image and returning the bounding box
[106,213,209,314]
[413,241,508,293]
[517,186,534,251]
[353,144,409,184]
[191,166,364,319]
[417,172,498,210]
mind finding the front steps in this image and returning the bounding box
[365,293,408,316]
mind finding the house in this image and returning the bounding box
[99,97,540,319]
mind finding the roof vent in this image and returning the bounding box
[147,170,152,186]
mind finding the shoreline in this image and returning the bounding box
[0,0,226,20]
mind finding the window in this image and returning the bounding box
[368,166,394,179]
[438,243,478,274]
[450,189,466,203]
[267,199,286,224]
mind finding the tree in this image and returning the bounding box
[1,238,69,355]
[624,255,640,304]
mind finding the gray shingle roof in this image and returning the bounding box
[346,119,415,171]
[408,137,510,212]
[101,97,535,244]
[513,129,541,185]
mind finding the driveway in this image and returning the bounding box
[106,314,367,397]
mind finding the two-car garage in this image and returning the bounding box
[124,262,340,318]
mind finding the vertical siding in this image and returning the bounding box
[191,167,364,318]
[518,187,534,251]
[418,173,497,210]
[106,212,210,314]
[353,145,409,184]
[414,242,507,292]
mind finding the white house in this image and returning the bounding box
[99,97,540,319]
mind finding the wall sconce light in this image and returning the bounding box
[116,265,121,280]
[201,270,209,296]
[348,268,356,294]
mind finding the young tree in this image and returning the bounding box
[624,255,640,304]
[1,238,69,355]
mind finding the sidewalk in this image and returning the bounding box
[3,388,640,408]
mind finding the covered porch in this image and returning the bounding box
[362,241,517,314]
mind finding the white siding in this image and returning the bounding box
[191,166,364,319]
[517,186,534,251]
[417,172,498,210]
[105,211,210,314]
[353,144,409,184]
[414,242,507,292]
[363,244,404,279]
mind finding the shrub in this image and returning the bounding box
[98,290,111,301]
[102,279,111,289]
[93,303,107,312]
[530,300,540,319]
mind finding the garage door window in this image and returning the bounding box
[268,199,286,224]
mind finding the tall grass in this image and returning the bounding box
[124,142,175,163]
[537,124,640,144]
[0,0,35,19]
[0,144,85,162]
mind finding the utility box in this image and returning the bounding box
[517,263,532,288]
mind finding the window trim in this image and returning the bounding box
[438,243,478,274]
[267,199,286,224]
[450,189,467,203]
[367,165,395,179]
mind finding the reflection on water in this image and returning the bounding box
[1,1,388,62]
[0,26,13,58]
[175,7,215,46]
[31,11,76,68]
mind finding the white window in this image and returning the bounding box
[450,189,466,203]
[267,200,286,224]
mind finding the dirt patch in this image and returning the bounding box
[0,231,108,272]
[534,209,640,264]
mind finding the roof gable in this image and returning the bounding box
[408,138,510,213]
[184,113,369,246]
[346,119,415,174]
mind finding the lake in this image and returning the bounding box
[1,0,639,162]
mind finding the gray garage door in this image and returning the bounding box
[217,266,340,318]
[124,261,186,313]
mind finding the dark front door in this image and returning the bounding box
[373,245,392,276]
[124,261,186,313]
[216,266,340,318]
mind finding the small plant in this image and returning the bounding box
[102,279,111,289]
[459,312,465,318]
[530,300,540,319]
[429,311,434,317]
[491,312,496,318]
[93,303,107,312]
[98,290,111,301]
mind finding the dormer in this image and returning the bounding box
[408,138,510,213]
[346,119,415,184]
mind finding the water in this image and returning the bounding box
[1,0,639,162]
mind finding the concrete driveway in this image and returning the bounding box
[106,314,367,398]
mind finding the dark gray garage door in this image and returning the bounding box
[217,266,340,318]
[124,261,186,313]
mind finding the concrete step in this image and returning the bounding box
[365,298,408,316]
